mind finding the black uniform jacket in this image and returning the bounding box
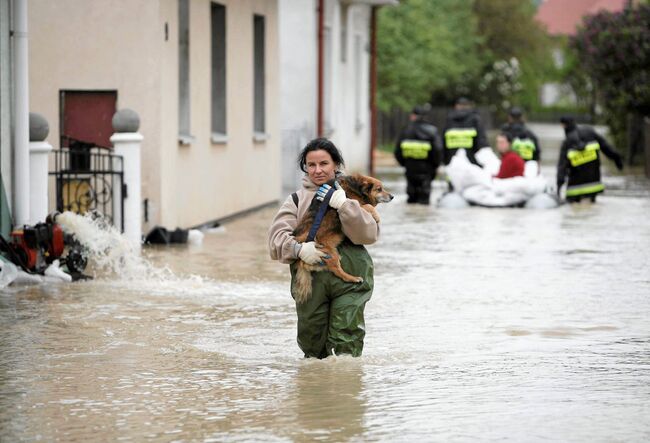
[557,125,622,189]
[501,122,541,161]
[394,119,442,176]
[442,109,488,165]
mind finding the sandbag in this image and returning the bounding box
[463,185,528,207]
[474,147,501,176]
[446,150,492,193]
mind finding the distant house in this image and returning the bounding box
[27,0,281,233]
[278,0,396,194]
[535,0,627,106]
[536,0,628,36]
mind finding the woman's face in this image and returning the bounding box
[496,135,511,154]
[306,149,337,186]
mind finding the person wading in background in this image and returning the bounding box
[501,106,541,163]
[557,116,624,203]
[442,97,489,166]
[394,104,442,204]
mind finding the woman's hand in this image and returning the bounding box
[298,241,326,265]
[316,182,346,209]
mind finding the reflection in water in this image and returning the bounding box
[291,358,366,441]
[1,154,650,441]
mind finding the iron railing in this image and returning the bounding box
[49,136,125,231]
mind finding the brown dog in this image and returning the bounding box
[292,174,393,303]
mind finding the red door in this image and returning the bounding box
[60,90,117,148]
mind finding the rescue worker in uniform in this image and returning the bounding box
[268,138,378,358]
[501,106,541,163]
[394,104,442,204]
[557,116,624,202]
[442,97,489,166]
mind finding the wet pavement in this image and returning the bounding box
[1,123,650,442]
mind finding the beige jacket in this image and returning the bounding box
[268,176,380,264]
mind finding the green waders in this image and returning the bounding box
[290,243,374,359]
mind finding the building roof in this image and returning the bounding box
[536,0,627,36]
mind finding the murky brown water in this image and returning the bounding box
[2,133,650,441]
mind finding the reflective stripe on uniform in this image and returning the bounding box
[444,128,477,149]
[512,137,536,160]
[567,141,600,167]
[400,139,432,159]
[566,181,604,197]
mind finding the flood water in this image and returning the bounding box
[2,126,650,442]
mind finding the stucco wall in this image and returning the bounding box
[278,0,372,190]
[161,0,281,228]
[327,2,371,175]
[278,0,317,194]
[28,0,163,229]
[29,0,280,230]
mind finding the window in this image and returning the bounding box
[211,3,227,141]
[178,0,192,143]
[253,14,265,136]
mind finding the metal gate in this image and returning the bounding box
[49,136,124,231]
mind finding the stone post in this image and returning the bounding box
[29,113,52,224]
[110,109,143,248]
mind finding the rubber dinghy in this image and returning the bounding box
[440,148,559,208]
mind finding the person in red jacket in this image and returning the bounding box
[495,133,525,179]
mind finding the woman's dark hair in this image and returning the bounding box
[498,132,514,143]
[298,138,345,173]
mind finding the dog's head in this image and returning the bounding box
[341,174,394,206]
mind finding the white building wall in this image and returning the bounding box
[333,5,370,174]
[29,0,281,231]
[278,0,318,194]
[325,1,371,174]
[278,0,373,194]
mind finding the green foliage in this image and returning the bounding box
[376,0,484,111]
[571,4,650,148]
[377,0,553,114]
[473,0,553,112]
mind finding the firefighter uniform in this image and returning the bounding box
[557,120,623,202]
[442,108,488,165]
[394,114,442,204]
[501,121,541,162]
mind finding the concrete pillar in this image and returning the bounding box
[110,109,142,248]
[13,0,30,226]
[28,113,52,224]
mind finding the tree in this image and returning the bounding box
[571,5,650,153]
[377,0,552,115]
[376,0,484,111]
[472,0,553,113]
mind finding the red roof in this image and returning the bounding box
[536,0,627,36]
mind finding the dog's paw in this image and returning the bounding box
[354,277,364,284]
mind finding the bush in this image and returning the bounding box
[571,5,650,149]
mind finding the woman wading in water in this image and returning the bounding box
[268,138,379,358]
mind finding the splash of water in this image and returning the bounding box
[56,211,173,281]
